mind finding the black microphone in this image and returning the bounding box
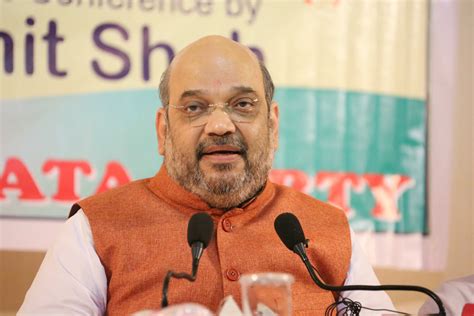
[187,212,214,277]
[161,212,214,308]
[274,212,446,316]
[274,212,310,263]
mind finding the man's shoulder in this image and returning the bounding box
[69,178,153,217]
[83,178,151,202]
[271,182,344,211]
[270,182,347,220]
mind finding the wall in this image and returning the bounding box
[376,0,473,312]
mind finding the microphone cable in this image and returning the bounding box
[161,270,196,308]
[301,259,444,315]
[161,213,214,308]
[274,212,446,316]
[325,297,411,316]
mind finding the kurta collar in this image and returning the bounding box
[147,166,275,218]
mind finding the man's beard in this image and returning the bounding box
[164,126,274,210]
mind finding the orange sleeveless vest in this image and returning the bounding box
[72,167,351,315]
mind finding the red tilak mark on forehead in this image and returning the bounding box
[213,80,223,87]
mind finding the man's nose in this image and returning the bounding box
[203,108,236,136]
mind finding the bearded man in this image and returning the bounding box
[19,36,394,315]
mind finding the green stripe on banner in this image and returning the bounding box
[1,88,426,234]
[274,88,426,234]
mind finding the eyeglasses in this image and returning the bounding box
[169,97,260,127]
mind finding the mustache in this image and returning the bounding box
[196,135,248,160]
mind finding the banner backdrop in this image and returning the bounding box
[1,0,428,269]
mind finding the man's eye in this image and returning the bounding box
[231,98,256,111]
[183,103,206,114]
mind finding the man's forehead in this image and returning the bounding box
[172,35,259,68]
[168,36,263,97]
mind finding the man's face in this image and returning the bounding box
[156,37,279,210]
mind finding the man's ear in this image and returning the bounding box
[156,108,168,156]
[270,101,279,150]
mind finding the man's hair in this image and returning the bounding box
[158,60,275,110]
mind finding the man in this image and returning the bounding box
[19,36,393,315]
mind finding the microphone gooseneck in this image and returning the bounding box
[161,212,214,308]
[274,212,446,316]
[190,242,204,276]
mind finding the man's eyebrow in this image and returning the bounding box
[231,86,257,94]
[179,86,257,101]
[179,89,206,100]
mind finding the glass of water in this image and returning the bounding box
[240,273,294,316]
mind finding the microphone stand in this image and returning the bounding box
[293,243,446,316]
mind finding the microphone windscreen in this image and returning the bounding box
[187,212,214,249]
[274,212,307,250]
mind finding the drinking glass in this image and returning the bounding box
[240,273,294,316]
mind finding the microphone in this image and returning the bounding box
[274,212,310,263]
[274,212,446,315]
[188,212,214,277]
[161,213,214,308]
